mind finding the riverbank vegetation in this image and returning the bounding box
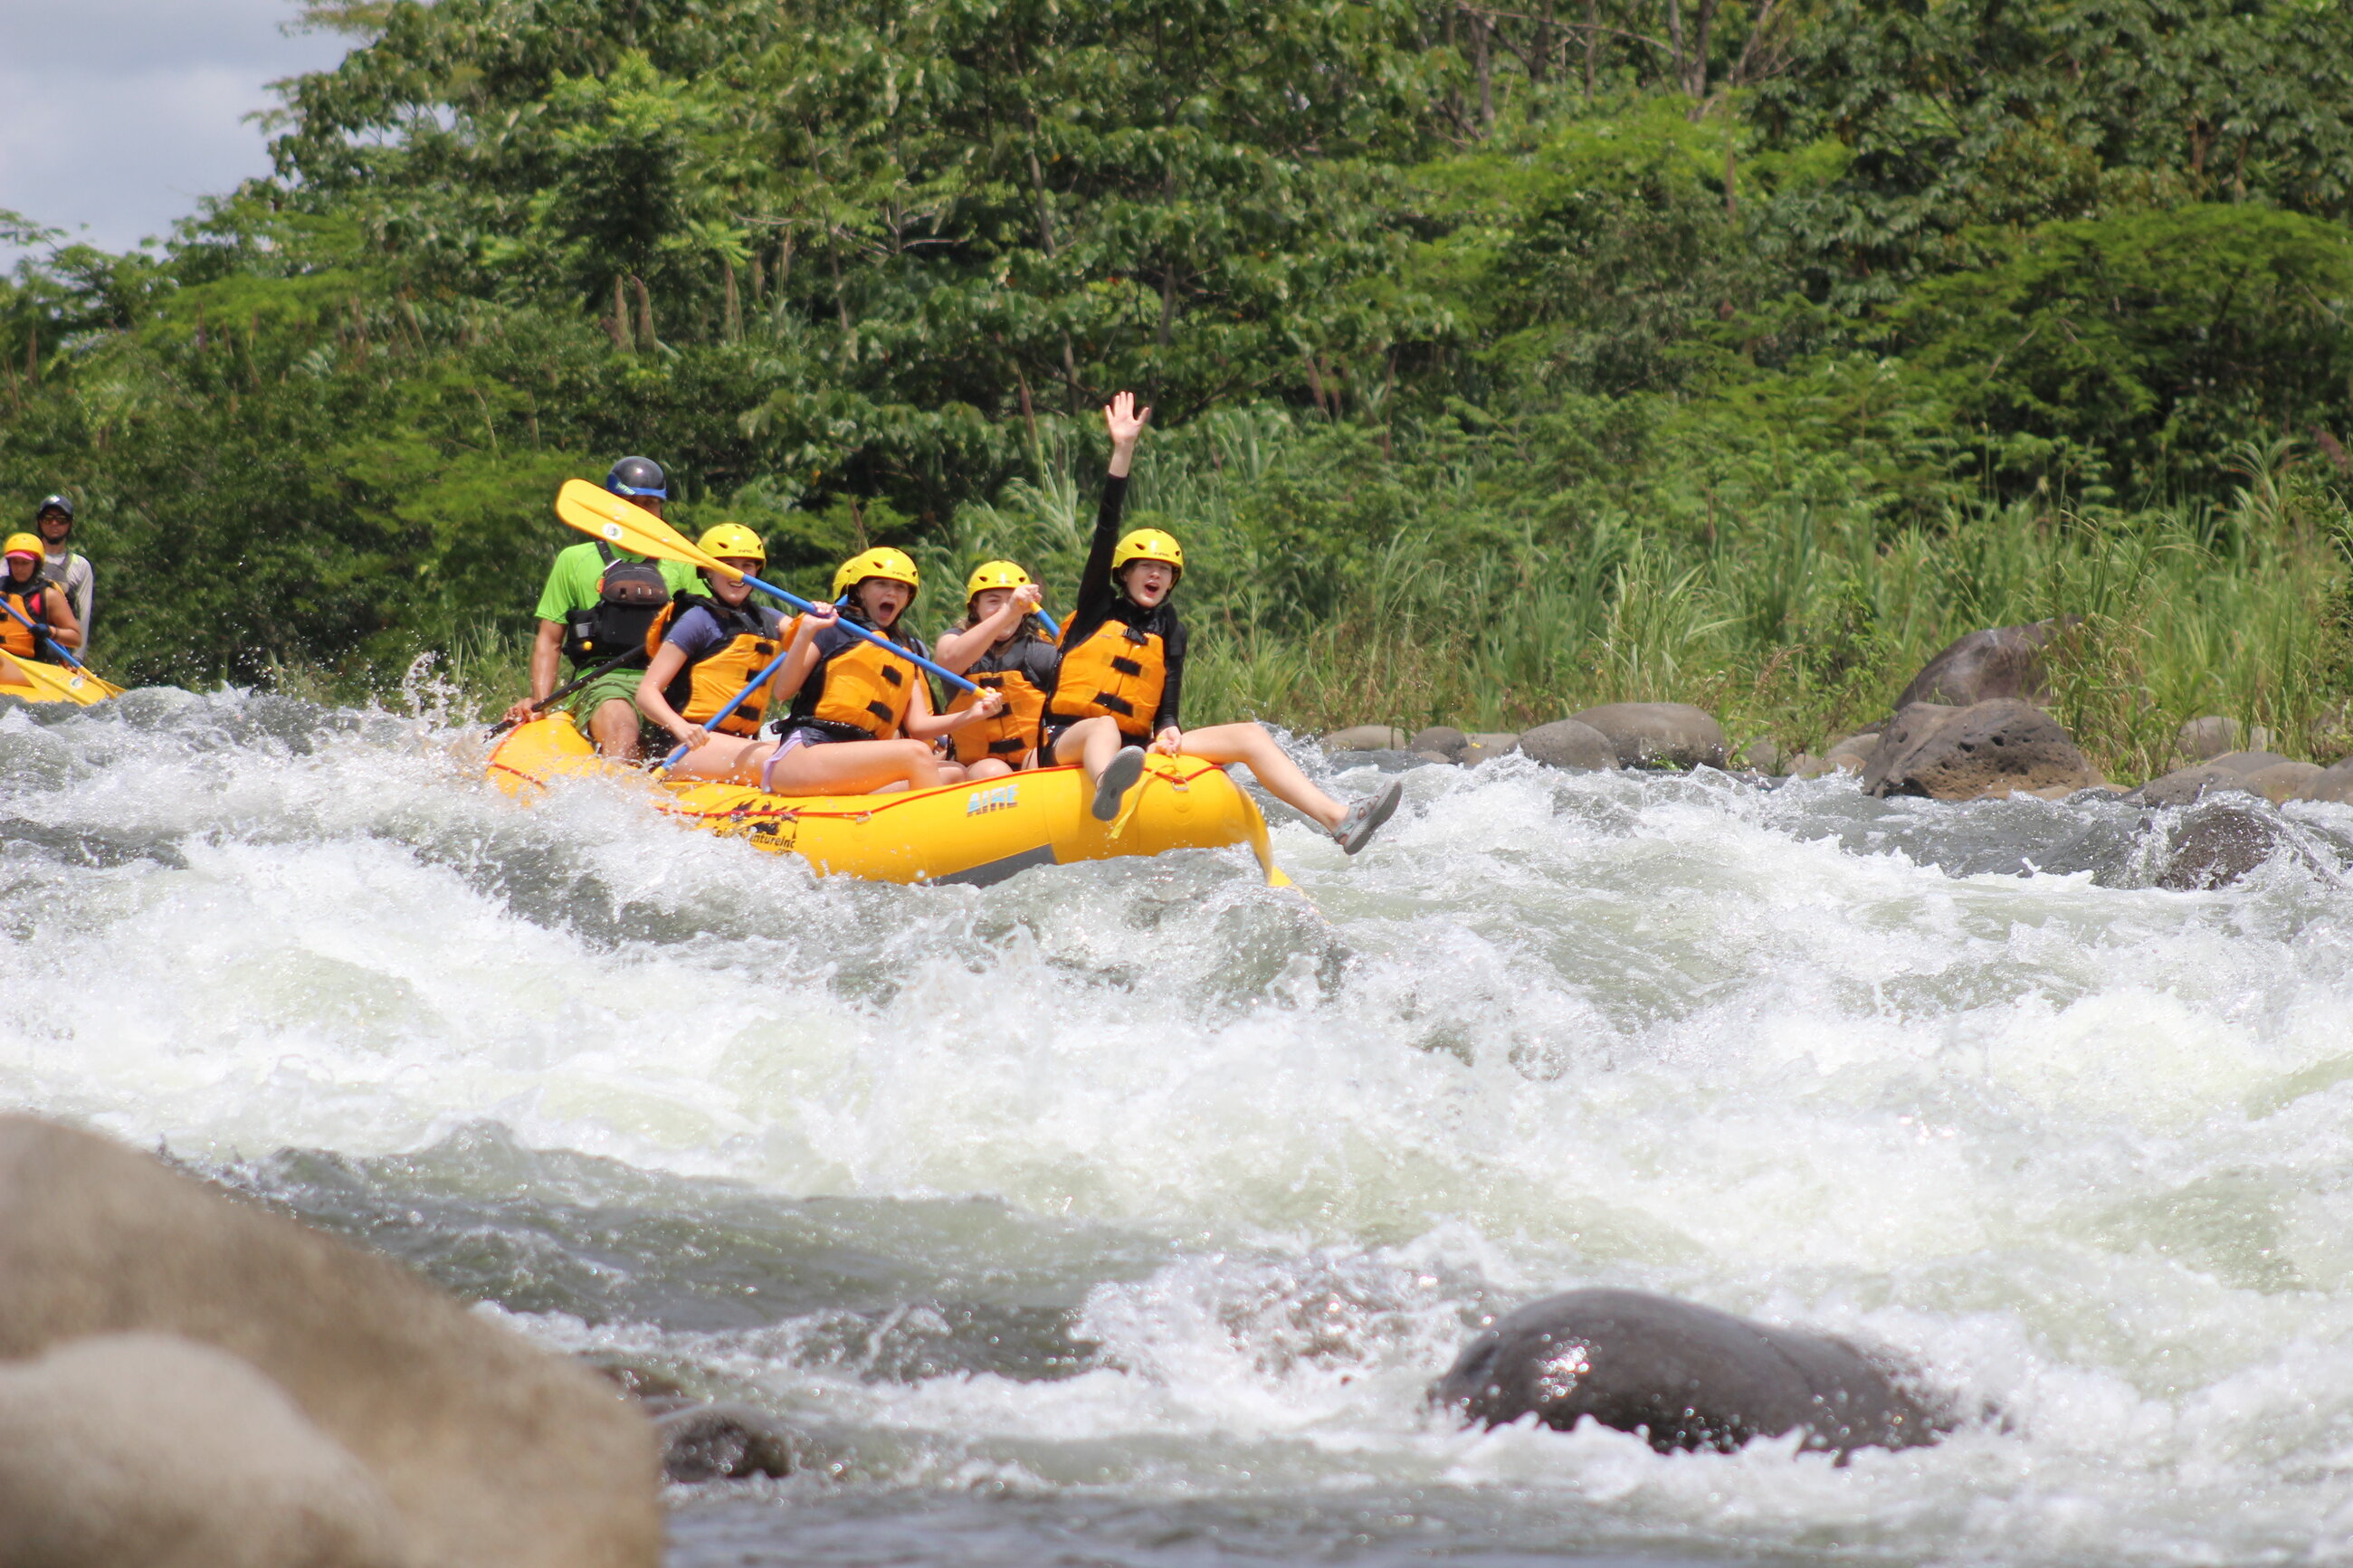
[5,0,2353,777]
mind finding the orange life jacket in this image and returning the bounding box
[1046,615,1167,744]
[0,576,52,660]
[644,598,789,737]
[789,617,928,740]
[945,626,1057,765]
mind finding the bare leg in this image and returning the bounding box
[961,757,1014,781]
[1176,721,1346,831]
[588,697,644,762]
[665,735,774,784]
[1050,716,1127,782]
[763,738,945,796]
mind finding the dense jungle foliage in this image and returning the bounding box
[9,0,2353,774]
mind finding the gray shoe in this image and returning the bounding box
[1092,746,1147,821]
[1331,779,1403,855]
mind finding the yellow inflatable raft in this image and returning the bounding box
[486,716,1290,888]
[0,655,113,707]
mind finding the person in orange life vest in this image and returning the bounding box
[1043,393,1403,853]
[634,525,797,784]
[932,561,1057,781]
[0,533,82,680]
[758,549,1005,796]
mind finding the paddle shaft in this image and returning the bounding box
[736,574,976,693]
[0,594,88,671]
[486,643,649,738]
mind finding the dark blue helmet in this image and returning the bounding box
[605,457,667,500]
[34,494,71,523]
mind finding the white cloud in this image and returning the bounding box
[0,0,350,258]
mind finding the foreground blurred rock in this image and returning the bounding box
[0,1116,661,1568]
[0,1334,410,1568]
[1432,1289,1953,1455]
[1860,699,2098,800]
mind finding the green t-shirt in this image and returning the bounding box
[531,540,709,624]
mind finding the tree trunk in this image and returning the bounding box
[631,274,656,351]
[607,276,630,350]
[1665,0,1687,95]
[1584,0,1599,100]
[1474,14,1495,133]
[722,257,741,343]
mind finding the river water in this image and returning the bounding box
[7,685,2353,1565]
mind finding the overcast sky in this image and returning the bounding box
[0,0,352,261]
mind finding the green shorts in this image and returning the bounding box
[563,668,658,743]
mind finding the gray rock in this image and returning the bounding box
[1431,1289,1952,1456]
[1889,619,2074,713]
[2301,758,2353,803]
[656,1403,800,1483]
[0,1334,410,1568]
[2245,761,2323,804]
[0,1116,662,1568]
[1824,730,1880,763]
[1407,726,1467,762]
[2207,749,2293,775]
[1568,703,1728,771]
[1459,732,1522,765]
[1741,738,1788,775]
[1323,725,1406,752]
[2156,801,2300,890]
[1413,749,1454,765]
[2138,764,2262,808]
[1518,719,1619,773]
[1860,699,2097,800]
[2176,716,2244,764]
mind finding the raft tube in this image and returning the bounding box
[486,716,1291,889]
[0,656,110,707]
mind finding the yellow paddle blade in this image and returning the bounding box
[552,480,744,581]
[0,655,117,706]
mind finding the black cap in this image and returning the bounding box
[34,495,71,523]
[605,457,667,499]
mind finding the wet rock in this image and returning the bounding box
[0,1116,662,1568]
[2208,749,2294,775]
[1324,725,1406,752]
[0,1333,409,1568]
[1459,732,1522,765]
[2245,761,2323,804]
[2176,716,2244,764]
[1568,703,1728,771]
[1431,1289,1952,1456]
[656,1402,800,1483]
[2301,758,2353,803]
[1407,726,1468,762]
[1413,749,1454,765]
[581,1354,694,1413]
[2137,764,2262,808]
[1860,700,2097,801]
[2156,801,2299,889]
[1741,737,1788,775]
[1889,619,2073,712]
[1518,718,1618,773]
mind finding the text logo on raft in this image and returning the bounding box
[966,784,1018,816]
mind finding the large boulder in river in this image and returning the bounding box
[1459,731,1522,765]
[1860,700,2097,800]
[0,1333,410,1568]
[0,1116,661,1568]
[1431,1289,1953,1455]
[1519,718,1619,772]
[1889,619,2073,713]
[2177,716,2245,764]
[1568,703,1728,770]
[2153,800,2321,889]
[2137,763,2262,808]
[1407,726,1468,762]
[1324,725,1406,752]
[2246,761,2323,804]
[2301,757,2353,804]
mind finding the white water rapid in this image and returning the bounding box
[6,684,2353,1567]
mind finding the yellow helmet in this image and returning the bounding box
[831,546,920,601]
[1111,528,1184,578]
[965,560,1034,601]
[696,522,766,564]
[2,533,41,561]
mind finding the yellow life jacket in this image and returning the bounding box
[1048,615,1167,744]
[0,576,52,660]
[945,627,1057,765]
[644,598,789,737]
[791,618,927,740]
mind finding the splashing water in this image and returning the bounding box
[7,687,2353,1566]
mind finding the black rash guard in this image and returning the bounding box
[1049,473,1186,735]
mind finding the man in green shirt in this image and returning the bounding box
[500,457,709,758]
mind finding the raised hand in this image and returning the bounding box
[1104,390,1152,451]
